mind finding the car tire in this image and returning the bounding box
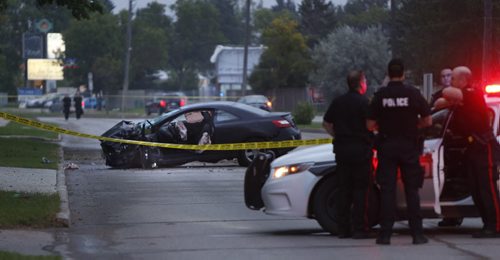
[312,176,338,235]
[237,138,269,167]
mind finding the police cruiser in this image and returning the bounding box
[244,85,500,234]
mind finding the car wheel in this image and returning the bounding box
[312,176,338,235]
[237,138,269,167]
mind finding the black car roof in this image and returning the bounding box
[179,101,265,113]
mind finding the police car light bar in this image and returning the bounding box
[485,84,500,94]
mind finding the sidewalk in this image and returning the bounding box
[0,167,56,193]
[0,116,70,256]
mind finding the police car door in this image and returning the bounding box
[422,109,453,215]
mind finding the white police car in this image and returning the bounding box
[244,87,500,234]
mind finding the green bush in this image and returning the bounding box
[292,102,315,125]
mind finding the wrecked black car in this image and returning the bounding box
[100,101,302,168]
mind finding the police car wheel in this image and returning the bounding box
[312,176,338,235]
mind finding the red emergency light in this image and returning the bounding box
[485,84,500,94]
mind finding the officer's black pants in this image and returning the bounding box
[376,138,424,236]
[465,142,500,232]
[335,158,371,234]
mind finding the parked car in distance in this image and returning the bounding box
[82,97,105,109]
[25,93,62,108]
[237,95,272,111]
[101,101,301,169]
[145,92,187,115]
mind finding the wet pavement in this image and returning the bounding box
[3,117,500,259]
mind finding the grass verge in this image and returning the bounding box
[0,191,61,228]
[297,122,323,130]
[0,251,61,260]
[0,121,58,140]
[0,138,58,170]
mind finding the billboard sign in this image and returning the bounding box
[22,33,44,59]
[27,59,64,80]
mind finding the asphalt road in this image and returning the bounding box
[39,117,500,260]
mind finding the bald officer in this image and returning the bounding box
[447,66,500,238]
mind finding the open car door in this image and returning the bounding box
[423,109,454,215]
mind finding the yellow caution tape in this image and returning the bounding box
[0,112,332,150]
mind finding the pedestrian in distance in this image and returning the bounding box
[439,66,500,238]
[74,92,83,119]
[62,94,71,120]
[322,70,375,239]
[367,58,432,245]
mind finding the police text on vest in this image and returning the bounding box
[382,97,409,107]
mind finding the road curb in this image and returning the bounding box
[55,143,70,227]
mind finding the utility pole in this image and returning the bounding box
[121,0,133,116]
[482,0,492,85]
[241,0,251,96]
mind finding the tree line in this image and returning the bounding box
[0,0,499,101]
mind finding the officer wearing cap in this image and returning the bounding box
[367,58,432,245]
[446,66,500,238]
[323,70,373,239]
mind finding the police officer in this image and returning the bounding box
[73,92,83,119]
[430,68,453,107]
[367,59,432,245]
[323,70,373,239]
[446,66,500,238]
[62,94,71,120]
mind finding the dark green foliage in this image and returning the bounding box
[298,0,338,47]
[292,101,315,124]
[35,0,105,20]
[249,16,312,92]
[392,0,500,84]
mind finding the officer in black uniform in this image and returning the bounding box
[447,66,500,238]
[62,94,71,120]
[323,70,373,239]
[367,59,432,245]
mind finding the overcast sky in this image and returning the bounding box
[112,0,348,14]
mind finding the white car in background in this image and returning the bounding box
[245,90,500,234]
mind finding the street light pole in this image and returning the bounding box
[241,0,251,96]
[121,0,133,116]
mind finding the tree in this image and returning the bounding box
[209,0,245,45]
[337,0,389,30]
[63,12,123,94]
[298,0,338,47]
[130,2,172,90]
[0,0,107,19]
[169,0,225,91]
[272,0,297,14]
[392,0,500,84]
[249,16,312,94]
[310,26,390,99]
